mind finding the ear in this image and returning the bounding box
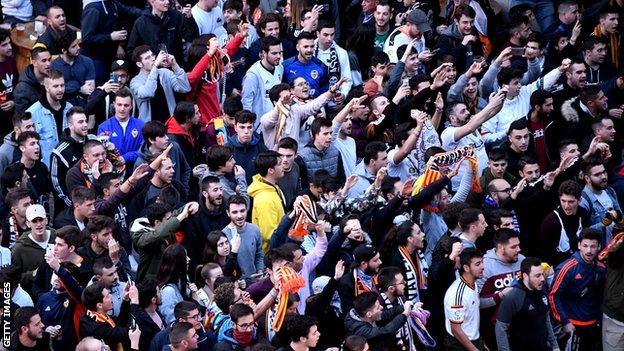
[136,61,143,69]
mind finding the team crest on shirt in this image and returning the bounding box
[542,296,548,305]
[64,299,69,308]
[131,128,139,138]
[310,70,319,79]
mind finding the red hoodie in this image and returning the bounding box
[165,116,194,147]
[186,34,245,127]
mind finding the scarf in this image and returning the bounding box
[233,329,254,347]
[80,159,96,189]
[398,246,427,302]
[592,24,620,69]
[354,269,375,296]
[380,293,415,351]
[271,266,305,332]
[316,43,341,88]
[274,101,291,145]
[289,195,318,237]
[7,214,25,249]
[599,231,624,261]
[86,310,123,351]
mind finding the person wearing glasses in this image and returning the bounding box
[214,303,262,351]
[376,266,417,351]
[150,300,217,351]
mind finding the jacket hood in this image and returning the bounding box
[19,65,40,86]
[441,23,464,39]
[561,97,580,123]
[229,133,261,148]
[248,174,278,197]
[484,248,525,267]
[130,217,153,234]
[3,132,16,146]
[138,142,154,160]
[165,117,187,136]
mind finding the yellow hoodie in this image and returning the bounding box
[248,174,286,251]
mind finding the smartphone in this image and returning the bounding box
[510,47,524,56]
[158,43,168,54]
[110,73,118,83]
[402,78,410,87]
[130,317,137,331]
[410,109,418,119]
[429,48,440,55]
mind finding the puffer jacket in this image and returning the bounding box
[14,65,43,114]
[248,174,286,251]
[299,142,345,181]
[344,307,407,351]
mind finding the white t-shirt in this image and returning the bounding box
[444,277,480,341]
[440,126,488,189]
[332,120,356,176]
[192,5,228,42]
[387,146,419,182]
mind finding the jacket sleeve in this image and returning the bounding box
[126,20,143,60]
[65,167,85,201]
[479,60,501,98]
[13,83,35,114]
[241,71,258,112]
[81,8,112,45]
[447,73,469,103]
[548,260,574,325]
[130,70,158,100]
[169,66,192,93]
[56,264,84,303]
[269,214,294,249]
[352,313,407,339]
[187,53,212,84]
[50,152,72,207]
[254,230,265,273]
[302,234,328,273]
[86,88,107,115]
[382,61,405,98]
[253,193,282,246]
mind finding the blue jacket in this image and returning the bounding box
[580,185,622,247]
[36,289,79,350]
[548,252,606,326]
[97,116,145,163]
[282,56,329,98]
[27,100,73,169]
[227,133,267,184]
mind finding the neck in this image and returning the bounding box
[232,221,245,230]
[198,1,210,11]
[152,7,164,17]
[31,231,46,242]
[70,131,84,142]
[313,141,326,151]
[205,199,216,211]
[61,53,74,64]
[0,55,7,63]
[464,231,478,243]
[529,109,541,122]
[522,279,533,291]
[151,176,167,188]
[461,272,476,286]
[260,59,274,71]
[297,53,309,63]
[148,145,163,155]
[384,291,396,301]
[34,70,46,82]
[405,243,416,254]
[18,334,36,347]
[510,37,521,46]
[376,23,389,34]
[290,342,308,351]
[116,114,129,123]
[74,209,86,222]
[16,215,26,227]
[181,122,192,132]
[47,95,61,109]
[589,185,603,195]
[510,144,523,154]
[91,241,105,255]
[21,157,35,168]
[600,25,609,34]
[319,41,332,51]
[62,252,81,264]
[262,175,277,185]
[145,304,157,313]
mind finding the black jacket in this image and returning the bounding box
[305,278,344,348]
[130,303,164,351]
[79,301,130,350]
[127,10,199,65]
[51,132,91,208]
[14,65,44,114]
[77,243,133,282]
[344,306,407,351]
[53,207,87,229]
[184,200,230,273]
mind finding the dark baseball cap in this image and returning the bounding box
[406,10,432,32]
[354,244,378,264]
[110,59,129,72]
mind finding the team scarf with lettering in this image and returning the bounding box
[289,195,318,237]
[380,293,415,351]
[599,231,624,261]
[398,246,428,301]
[274,100,291,144]
[592,24,620,69]
[271,266,305,332]
[86,310,123,351]
[354,269,377,297]
[316,44,341,88]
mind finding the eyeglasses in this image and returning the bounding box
[186,313,201,321]
[236,322,257,331]
[294,81,310,87]
[496,188,512,193]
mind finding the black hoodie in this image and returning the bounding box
[14,65,44,114]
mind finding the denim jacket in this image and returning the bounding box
[27,101,73,169]
[580,185,622,246]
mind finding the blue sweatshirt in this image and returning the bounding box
[282,56,329,98]
[97,116,145,163]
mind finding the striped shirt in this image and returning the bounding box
[444,276,480,340]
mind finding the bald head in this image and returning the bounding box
[76,337,105,351]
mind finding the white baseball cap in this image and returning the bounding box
[25,204,46,221]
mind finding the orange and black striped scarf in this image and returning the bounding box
[86,310,123,351]
[592,24,620,69]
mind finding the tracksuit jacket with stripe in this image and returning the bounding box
[548,251,606,326]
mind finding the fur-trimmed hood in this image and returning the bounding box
[560,97,581,123]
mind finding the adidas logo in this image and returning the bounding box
[575,273,583,280]
[45,306,51,311]
[528,304,534,311]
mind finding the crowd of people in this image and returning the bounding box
[1,0,624,350]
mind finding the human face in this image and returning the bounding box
[101,288,114,312]
[474,214,488,236]
[151,134,169,151]
[391,273,406,296]
[216,236,230,256]
[0,37,12,58]
[562,5,579,25]
[314,126,333,150]
[191,105,201,125]
[138,50,156,72]
[374,4,390,28]
[235,122,254,144]
[566,63,587,88]
[560,143,580,160]
[409,223,425,249]
[466,257,484,279]
[27,217,47,237]
[587,43,607,65]
[114,96,132,120]
[181,308,201,329]
[20,137,40,161]
[406,22,422,39]
[84,145,106,168]
[53,237,71,260]
[492,179,511,202]
[596,119,616,142]
[291,249,304,272]
[488,159,508,178]
[297,38,315,62]
[292,78,310,99]
[516,22,532,40]
[370,151,388,174]
[224,8,242,22]
[44,77,65,101]
[509,128,530,152]
[463,77,478,99]
[151,0,169,13]
[600,13,619,34]
[234,314,255,332]
[185,328,199,350]
[98,265,119,287]
[538,98,554,115]
[372,96,390,117]
[270,157,285,179]
[451,104,471,126]
[75,198,95,219]
[47,7,66,31]
[11,197,32,218]
[277,147,296,171]
[204,181,223,207]
[33,51,51,76]
[17,118,34,133]
[24,314,44,340]
[364,253,382,273]
[366,300,384,321]
[346,219,364,241]
[361,0,377,13]
[262,21,280,38]
[300,11,318,32]
[113,69,129,87]
[263,44,283,67]
[228,203,248,227]
[586,164,608,190]
[371,62,388,77]
[524,265,545,290]
[520,163,540,182]
[405,53,420,73]
[456,14,474,35]
[305,325,321,347]
[503,78,521,99]
[591,91,608,111]
[65,39,81,57]
[500,237,521,263]
[578,239,600,263]
[93,228,113,250]
[499,216,514,229]
[69,113,89,137]
[340,116,353,136]
[317,27,335,49]
[559,194,579,216]
[157,158,175,183]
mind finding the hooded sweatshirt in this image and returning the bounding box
[11,229,56,286]
[0,132,20,176]
[248,174,286,251]
[135,141,191,195]
[477,248,525,309]
[14,65,43,114]
[228,133,268,184]
[165,116,201,167]
[436,23,484,71]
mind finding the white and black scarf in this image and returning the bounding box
[398,246,428,302]
[316,44,341,87]
[380,293,416,351]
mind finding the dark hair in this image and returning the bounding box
[223,0,243,12]
[582,36,607,53]
[67,106,86,122]
[459,208,482,231]
[459,247,483,274]
[201,175,221,193]
[94,173,120,196]
[173,101,196,125]
[286,314,317,343]
[363,141,386,164]
[517,156,538,172]
[132,45,152,63]
[507,118,528,135]
[214,282,237,313]
[583,157,605,176]
[2,164,27,189]
[396,44,417,59]
[93,256,115,276]
[277,137,298,151]
[82,281,106,311]
[261,35,282,53]
[487,149,506,162]
[579,228,602,244]
[509,3,532,21]
[147,202,172,226]
[371,51,389,67]
[12,111,32,128]
[344,335,368,351]
[558,180,582,199]
[0,28,11,44]
[227,194,247,210]
[254,151,280,177]
[234,110,256,124]
[268,83,291,103]
[17,130,40,146]
[526,32,544,49]
[15,307,39,333]
[54,225,82,250]
[71,186,95,205]
[394,123,413,146]
[31,46,50,61]
[223,96,243,117]
[353,291,379,316]
[599,5,619,18]
[173,301,198,321]
[297,31,317,43]
[264,248,290,271]
[142,121,167,146]
[497,67,524,86]
[86,215,115,236]
[114,87,133,102]
[5,188,31,208]
[310,118,332,140]
[137,279,158,308]
[156,244,190,299]
[230,303,254,323]
[377,266,402,292]
[442,202,469,229]
[520,256,541,276]
[47,69,65,81]
[579,85,603,105]
[206,145,234,171]
[58,30,78,51]
[530,89,552,108]
[487,208,513,228]
[257,13,281,36]
[493,228,520,246]
[432,234,462,263]
[202,230,229,264]
[454,4,476,20]
[508,15,529,35]
[169,322,194,345]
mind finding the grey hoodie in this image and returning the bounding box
[477,248,525,308]
[0,132,18,177]
[197,167,248,203]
